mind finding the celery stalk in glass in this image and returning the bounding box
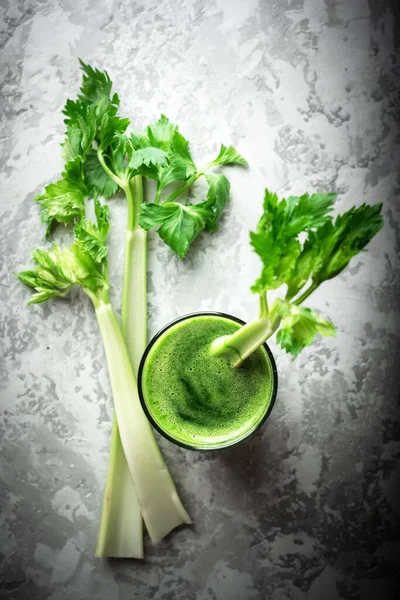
[212,190,383,363]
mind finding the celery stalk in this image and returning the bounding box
[211,297,281,367]
[95,301,191,543]
[121,176,147,370]
[97,175,190,556]
[95,177,145,559]
[95,419,143,557]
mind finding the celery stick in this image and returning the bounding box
[95,301,191,543]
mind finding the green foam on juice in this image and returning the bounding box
[141,315,276,449]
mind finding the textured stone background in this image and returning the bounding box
[1,0,400,599]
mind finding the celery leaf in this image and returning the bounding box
[78,59,120,119]
[158,131,197,189]
[310,203,384,285]
[139,201,213,258]
[98,112,130,151]
[84,150,119,198]
[212,144,248,167]
[129,147,169,171]
[203,173,230,232]
[35,176,87,236]
[251,189,336,293]
[74,199,110,263]
[277,305,336,357]
[18,241,107,304]
[147,114,177,152]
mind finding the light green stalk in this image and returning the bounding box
[95,176,144,559]
[292,281,318,306]
[121,176,147,368]
[95,419,142,557]
[94,301,191,543]
[211,296,281,367]
[96,172,191,557]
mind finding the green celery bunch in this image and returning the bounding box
[22,60,247,558]
[212,189,384,363]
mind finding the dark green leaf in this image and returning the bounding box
[311,203,384,285]
[203,173,230,232]
[74,222,108,263]
[147,114,177,152]
[98,112,130,151]
[129,132,151,149]
[63,156,84,185]
[285,192,336,236]
[62,126,83,163]
[250,190,299,292]
[62,101,97,155]
[84,149,119,198]
[250,188,335,293]
[74,198,109,263]
[158,130,197,189]
[129,147,169,171]
[250,230,284,294]
[139,201,213,258]
[285,239,316,300]
[78,59,119,119]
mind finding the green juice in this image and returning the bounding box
[139,314,277,450]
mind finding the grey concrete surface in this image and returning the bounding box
[1,0,399,599]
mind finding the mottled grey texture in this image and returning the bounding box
[1,0,400,598]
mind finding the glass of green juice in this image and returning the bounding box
[137,312,278,451]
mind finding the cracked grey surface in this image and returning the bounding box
[1,0,400,599]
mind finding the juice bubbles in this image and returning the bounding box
[139,313,278,450]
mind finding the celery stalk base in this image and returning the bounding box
[95,419,143,558]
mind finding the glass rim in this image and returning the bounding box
[137,311,278,451]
